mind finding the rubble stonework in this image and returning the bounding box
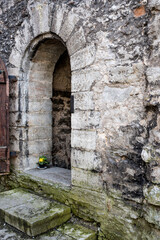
[1,0,160,239]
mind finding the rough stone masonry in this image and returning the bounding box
[1,0,160,239]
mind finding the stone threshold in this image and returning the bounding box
[24,166,71,187]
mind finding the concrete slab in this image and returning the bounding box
[25,167,71,187]
[57,223,97,240]
[0,189,71,237]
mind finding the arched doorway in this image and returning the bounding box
[22,35,71,170]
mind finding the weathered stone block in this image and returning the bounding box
[28,2,50,36]
[28,127,52,141]
[5,201,71,236]
[29,99,52,113]
[2,189,71,237]
[9,112,26,127]
[67,27,86,55]
[57,223,97,240]
[71,44,96,71]
[143,204,160,229]
[9,97,19,112]
[72,167,103,192]
[72,68,102,92]
[148,0,160,10]
[10,127,27,142]
[30,71,53,83]
[29,81,52,99]
[74,92,94,111]
[151,167,160,184]
[146,67,160,85]
[144,185,160,206]
[141,145,160,163]
[71,130,96,151]
[50,6,65,35]
[59,12,79,42]
[107,62,144,85]
[71,149,102,171]
[101,86,134,105]
[72,111,100,129]
[28,140,52,155]
[0,189,36,218]
[28,112,52,126]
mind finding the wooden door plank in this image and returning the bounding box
[0,58,10,173]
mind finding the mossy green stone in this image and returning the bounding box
[38,230,73,240]
[144,185,160,206]
[57,223,97,240]
[3,171,160,240]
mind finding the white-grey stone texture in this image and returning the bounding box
[1,0,160,239]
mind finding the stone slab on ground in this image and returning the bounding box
[0,189,71,237]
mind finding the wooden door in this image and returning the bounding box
[0,58,10,174]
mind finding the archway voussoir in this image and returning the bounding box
[67,27,86,56]
[9,48,22,69]
[58,11,79,43]
[28,1,50,37]
[71,44,96,71]
[50,6,65,36]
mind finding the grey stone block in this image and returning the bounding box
[0,189,71,237]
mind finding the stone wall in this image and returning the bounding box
[0,0,160,239]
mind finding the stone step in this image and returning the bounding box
[39,223,97,240]
[0,189,71,237]
[58,223,97,240]
[0,221,97,240]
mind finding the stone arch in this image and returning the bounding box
[16,33,71,170]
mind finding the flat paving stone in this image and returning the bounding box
[0,189,71,237]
